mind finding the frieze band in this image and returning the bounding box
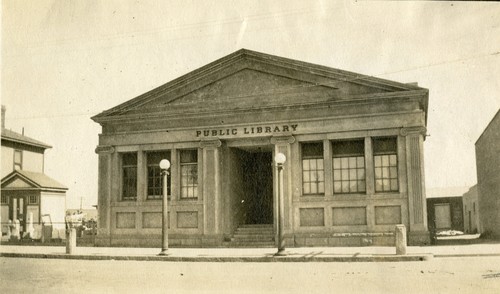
[196,124,298,137]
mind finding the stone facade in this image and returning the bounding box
[92,49,430,247]
[475,110,500,238]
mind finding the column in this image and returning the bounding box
[200,139,222,243]
[271,135,295,246]
[401,127,429,245]
[95,145,115,246]
[137,149,147,202]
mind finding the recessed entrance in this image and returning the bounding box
[243,152,273,224]
[231,146,273,225]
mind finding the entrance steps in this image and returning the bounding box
[224,224,275,248]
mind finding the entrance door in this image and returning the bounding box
[9,196,26,231]
[241,151,273,224]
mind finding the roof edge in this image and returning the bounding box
[92,49,428,122]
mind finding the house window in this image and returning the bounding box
[122,153,138,201]
[180,150,198,199]
[14,150,22,170]
[28,195,37,204]
[1,195,7,204]
[332,139,366,194]
[373,137,399,192]
[301,142,324,195]
[147,151,171,199]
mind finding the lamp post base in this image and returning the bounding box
[158,249,170,256]
[274,248,287,256]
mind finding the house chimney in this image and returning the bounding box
[1,105,5,129]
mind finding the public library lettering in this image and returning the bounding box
[92,49,430,247]
[196,124,298,138]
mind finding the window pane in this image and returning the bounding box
[317,159,324,170]
[14,150,22,163]
[310,159,317,170]
[390,167,398,178]
[333,170,341,180]
[122,153,137,166]
[383,179,390,191]
[349,181,358,192]
[375,167,382,178]
[303,171,310,182]
[390,155,397,165]
[348,157,356,167]
[318,184,325,194]
[341,170,348,181]
[333,158,341,169]
[382,155,389,166]
[334,182,342,193]
[382,167,390,178]
[342,181,350,193]
[374,156,382,167]
[373,137,397,154]
[375,180,383,191]
[310,184,317,194]
[180,150,197,163]
[302,142,323,158]
[357,168,365,180]
[332,140,364,156]
[349,169,357,180]
[317,171,324,182]
[331,140,366,194]
[357,157,365,168]
[341,157,349,168]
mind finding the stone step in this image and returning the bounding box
[232,236,274,242]
[233,229,274,235]
[223,242,275,248]
[238,224,273,229]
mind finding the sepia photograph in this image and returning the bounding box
[1,1,500,293]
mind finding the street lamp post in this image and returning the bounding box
[158,159,170,256]
[274,152,287,256]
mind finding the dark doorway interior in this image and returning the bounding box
[241,151,273,224]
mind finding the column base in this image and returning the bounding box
[408,231,431,246]
[158,249,170,256]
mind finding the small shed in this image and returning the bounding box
[1,170,68,234]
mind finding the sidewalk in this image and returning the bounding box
[2,242,500,262]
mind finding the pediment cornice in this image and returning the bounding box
[92,49,427,124]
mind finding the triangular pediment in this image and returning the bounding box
[93,49,427,121]
[1,175,37,189]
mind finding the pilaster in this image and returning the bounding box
[95,145,115,244]
[271,135,294,244]
[401,127,429,245]
[200,139,222,235]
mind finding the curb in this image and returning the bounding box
[0,252,432,262]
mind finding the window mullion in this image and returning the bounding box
[365,137,375,195]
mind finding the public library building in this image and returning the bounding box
[92,49,430,247]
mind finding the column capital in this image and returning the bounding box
[95,145,115,154]
[271,135,295,145]
[199,139,222,148]
[400,126,426,137]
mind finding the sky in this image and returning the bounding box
[2,1,499,208]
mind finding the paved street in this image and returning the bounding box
[2,256,500,293]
